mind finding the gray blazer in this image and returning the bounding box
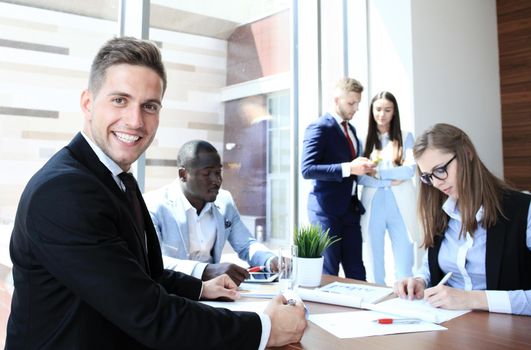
[144,181,274,274]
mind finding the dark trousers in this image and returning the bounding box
[308,200,366,281]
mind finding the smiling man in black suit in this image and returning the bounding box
[6,37,306,350]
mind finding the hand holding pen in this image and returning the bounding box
[423,271,487,310]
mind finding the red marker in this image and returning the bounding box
[373,318,421,324]
[247,266,266,272]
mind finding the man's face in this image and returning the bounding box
[81,64,163,172]
[335,91,361,121]
[180,151,223,210]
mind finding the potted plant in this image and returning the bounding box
[293,223,340,287]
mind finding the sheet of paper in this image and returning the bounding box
[309,310,446,338]
[297,287,363,308]
[200,300,269,313]
[367,297,470,324]
[238,282,280,298]
[318,281,394,304]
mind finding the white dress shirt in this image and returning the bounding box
[416,197,531,315]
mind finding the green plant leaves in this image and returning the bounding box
[293,224,341,258]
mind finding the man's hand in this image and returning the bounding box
[394,277,426,300]
[424,286,488,310]
[202,263,249,285]
[349,157,376,175]
[200,274,241,301]
[268,257,280,272]
[265,295,307,347]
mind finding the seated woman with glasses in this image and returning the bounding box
[394,123,531,315]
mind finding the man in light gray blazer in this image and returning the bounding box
[144,140,277,285]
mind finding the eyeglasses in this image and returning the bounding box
[419,155,456,185]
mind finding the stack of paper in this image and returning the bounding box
[366,297,470,324]
[296,281,393,308]
[238,282,280,298]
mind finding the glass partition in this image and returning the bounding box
[146,0,292,244]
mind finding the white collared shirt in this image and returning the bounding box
[416,197,531,315]
[81,132,125,188]
[177,189,217,264]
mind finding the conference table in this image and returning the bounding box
[270,275,531,350]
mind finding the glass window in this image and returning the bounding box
[146,1,292,244]
[0,0,118,225]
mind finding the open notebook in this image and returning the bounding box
[297,281,393,307]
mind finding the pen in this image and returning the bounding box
[373,318,421,324]
[437,271,453,286]
[283,290,310,319]
[286,298,297,306]
[247,266,266,272]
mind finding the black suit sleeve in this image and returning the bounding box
[23,172,262,349]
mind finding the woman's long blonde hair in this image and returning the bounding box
[413,123,510,248]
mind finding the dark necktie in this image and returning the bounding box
[341,121,357,158]
[118,172,146,249]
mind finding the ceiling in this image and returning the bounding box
[3,0,290,39]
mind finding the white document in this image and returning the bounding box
[296,282,393,308]
[309,310,446,338]
[297,287,363,308]
[238,282,280,298]
[317,281,394,304]
[367,297,470,324]
[200,300,269,313]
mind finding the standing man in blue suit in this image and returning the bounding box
[301,78,375,280]
[145,140,278,285]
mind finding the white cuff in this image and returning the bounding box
[341,162,351,177]
[486,290,512,314]
[198,282,204,300]
[163,255,200,275]
[257,313,271,350]
[191,262,209,279]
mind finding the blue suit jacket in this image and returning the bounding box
[144,183,274,274]
[301,113,363,216]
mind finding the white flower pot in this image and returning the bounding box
[295,256,324,287]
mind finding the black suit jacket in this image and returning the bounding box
[428,190,531,290]
[6,133,261,349]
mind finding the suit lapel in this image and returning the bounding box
[66,133,151,270]
[325,113,359,158]
[67,133,124,200]
[168,183,191,255]
[349,123,361,156]
[485,219,506,290]
[211,204,226,263]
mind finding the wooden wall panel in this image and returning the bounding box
[497,0,531,190]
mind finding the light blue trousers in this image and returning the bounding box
[368,188,413,285]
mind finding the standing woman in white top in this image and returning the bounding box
[394,123,531,315]
[359,91,419,285]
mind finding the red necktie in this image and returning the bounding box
[341,121,357,159]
